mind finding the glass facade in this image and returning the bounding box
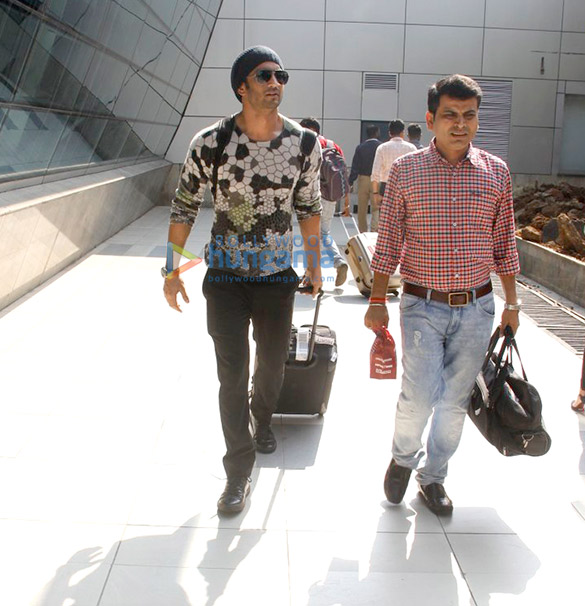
[0,0,221,184]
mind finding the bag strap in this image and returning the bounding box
[212,115,236,198]
[489,327,528,397]
[480,327,501,372]
[299,128,317,164]
[502,326,528,380]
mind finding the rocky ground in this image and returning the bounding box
[513,182,585,261]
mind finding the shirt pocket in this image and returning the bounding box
[468,192,497,262]
[470,193,497,233]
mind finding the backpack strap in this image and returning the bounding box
[299,128,317,171]
[212,114,236,198]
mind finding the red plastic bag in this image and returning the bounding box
[370,328,397,380]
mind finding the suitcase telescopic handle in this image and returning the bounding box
[307,290,323,362]
[296,286,324,363]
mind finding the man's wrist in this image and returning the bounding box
[504,300,522,311]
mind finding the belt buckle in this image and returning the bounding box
[448,291,469,307]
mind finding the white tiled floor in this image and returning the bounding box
[0,206,583,606]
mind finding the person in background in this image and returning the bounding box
[349,124,382,232]
[365,75,520,516]
[570,349,585,413]
[370,120,417,229]
[407,123,424,149]
[163,46,322,515]
[300,117,350,286]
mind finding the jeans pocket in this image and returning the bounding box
[400,293,425,311]
[476,293,495,317]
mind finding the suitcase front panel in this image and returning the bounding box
[275,327,337,415]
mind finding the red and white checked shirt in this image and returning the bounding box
[371,139,520,291]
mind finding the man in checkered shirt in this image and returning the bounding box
[365,74,521,516]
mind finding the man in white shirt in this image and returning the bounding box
[371,120,417,225]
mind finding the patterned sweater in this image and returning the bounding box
[170,116,322,277]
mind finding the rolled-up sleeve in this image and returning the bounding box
[371,145,384,184]
[493,166,520,276]
[371,163,404,276]
[169,133,212,226]
[294,138,322,222]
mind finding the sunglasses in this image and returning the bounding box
[253,69,289,85]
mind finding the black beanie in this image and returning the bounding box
[231,45,283,101]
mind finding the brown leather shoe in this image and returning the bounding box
[217,477,250,515]
[383,459,412,504]
[335,263,348,286]
[418,483,453,516]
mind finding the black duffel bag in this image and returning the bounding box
[468,326,551,457]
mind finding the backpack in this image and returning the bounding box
[212,115,316,198]
[320,139,349,202]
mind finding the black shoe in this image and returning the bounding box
[217,476,251,515]
[383,459,412,504]
[254,422,277,454]
[418,483,453,516]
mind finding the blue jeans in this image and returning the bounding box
[392,289,495,485]
[320,198,345,268]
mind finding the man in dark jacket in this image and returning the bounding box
[349,124,382,232]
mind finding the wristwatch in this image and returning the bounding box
[161,266,172,278]
[504,301,522,311]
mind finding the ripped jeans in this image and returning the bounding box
[392,289,495,485]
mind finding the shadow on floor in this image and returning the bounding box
[36,514,266,606]
[304,506,539,606]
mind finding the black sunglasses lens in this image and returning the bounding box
[275,70,289,84]
[255,70,289,84]
[256,70,272,82]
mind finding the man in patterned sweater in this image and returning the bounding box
[163,46,322,514]
[365,75,520,515]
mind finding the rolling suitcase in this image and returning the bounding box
[341,216,401,297]
[274,291,337,415]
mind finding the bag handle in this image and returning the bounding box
[482,326,528,381]
[501,325,528,381]
[489,326,528,392]
[480,327,502,372]
[296,287,324,363]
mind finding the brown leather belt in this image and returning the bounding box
[402,281,492,307]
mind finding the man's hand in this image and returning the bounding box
[372,193,382,209]
[163,274,190,312]
[302,265,322,297]
[364,304,388,331]
[500,309,519,336]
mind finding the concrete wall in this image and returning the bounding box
[0,159,172,311]
[516,237,585,308]
[167,0,585,179]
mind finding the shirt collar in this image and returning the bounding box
[428,138,481,168]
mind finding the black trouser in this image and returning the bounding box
[202,267,298,479]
